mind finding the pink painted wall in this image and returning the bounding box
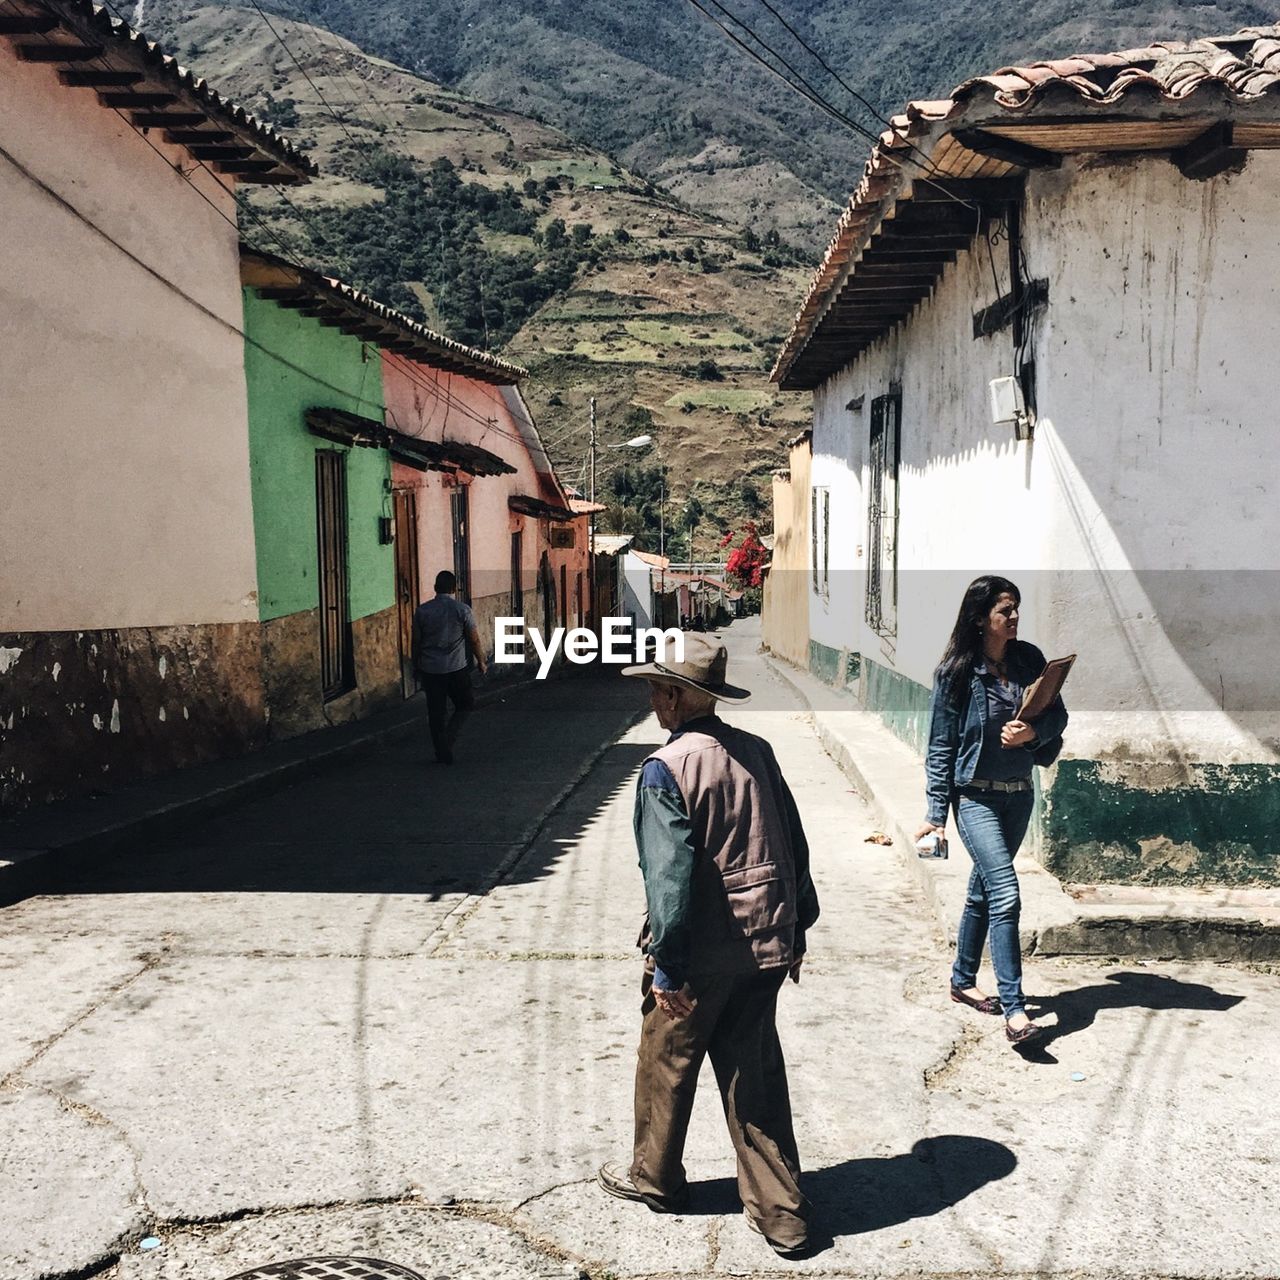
[383,355,587,659]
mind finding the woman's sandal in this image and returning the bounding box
[1005,1019,1044,1045]
[950,986,1002,1015]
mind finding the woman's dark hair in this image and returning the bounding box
[937,575,1021,698]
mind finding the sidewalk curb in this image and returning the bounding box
[0,675,543,907]
[762,649,1280,964]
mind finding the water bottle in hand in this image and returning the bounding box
[916,831,948,859]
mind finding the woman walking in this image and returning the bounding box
[915,576,1068,1046]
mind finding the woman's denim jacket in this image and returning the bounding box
[923,641,1069,826]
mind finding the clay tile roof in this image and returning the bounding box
[951,27,1280,108]
[241,246,527,385]
[772,24,1280,390]
[1,0,316,182]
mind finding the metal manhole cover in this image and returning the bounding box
[223,1258,428,1280]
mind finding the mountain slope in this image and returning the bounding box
[145,0,1280,248]
[143,6,812,556]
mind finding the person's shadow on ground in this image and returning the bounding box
[686,1134,1016,1254]
[1018,969,1244,1062]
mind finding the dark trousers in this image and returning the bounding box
[631,967,810,1246]
[421,669,474,760]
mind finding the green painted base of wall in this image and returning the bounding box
[861,656,931,756]
[808,639,848,688]
[1043,760,1280,886]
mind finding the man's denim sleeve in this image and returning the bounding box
[924,677,960,826]
[634,758,695,990]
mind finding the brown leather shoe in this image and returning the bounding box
[1005,1019,1044,1046]
[597,1161,687,1213]
[950,986,1002,1015]
[743,1208,811,1258]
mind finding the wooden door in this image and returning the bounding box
[315,450,354,700]
[393,488,420,697]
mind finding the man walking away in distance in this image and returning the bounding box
[598,634,821,1259]
[412,570,486,764]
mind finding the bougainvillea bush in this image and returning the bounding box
[721,521,767,590]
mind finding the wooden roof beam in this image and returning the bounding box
[187,144,255,161]
[859,247,958,264]
[132,111,208,128]
[951,128,1062,170]
[217,159,280,174]
[871,230,973,251]
[234,171,302,184]
[164,128,236,144]
[58,69,143,87]
[0,14,59,33]
[907,177,1025,205]
[16,42,104,61]
[100,91,179,109]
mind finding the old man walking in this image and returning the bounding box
[598,635,820,1258]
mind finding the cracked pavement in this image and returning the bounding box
[2,620,1276,1280]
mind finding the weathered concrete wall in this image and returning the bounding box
[0,43,258,633]
[0,626,265,812]
[260,610,323,738]
[762,438,811,668]
[805,151,1280,884]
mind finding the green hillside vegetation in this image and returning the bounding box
[148,6,810,558]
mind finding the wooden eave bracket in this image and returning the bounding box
[2,2,312,181]
[1173,121,1247,180]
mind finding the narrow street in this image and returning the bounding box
[1,621,1275,1280]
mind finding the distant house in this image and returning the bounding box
[383,339,588,671]
[762,431,812,670]
[769,27,1280,885]
[589,534,635,629]
[0,0,312,810]
[239,248,589,724]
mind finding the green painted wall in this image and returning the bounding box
[1043,760,1280,886]
[242,290,391,622]
[862,656,931,755]
[808,639,847,688]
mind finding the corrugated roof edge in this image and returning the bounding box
[771,23,1280,388]
[48,0,317,178]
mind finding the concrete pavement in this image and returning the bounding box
[1,622,1276,1280]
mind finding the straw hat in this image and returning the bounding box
[621,633,751,702]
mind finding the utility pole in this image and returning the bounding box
[588,397,597,632]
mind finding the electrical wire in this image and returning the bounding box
[747,0,950,181]
[682,0,978,211]
[231,0,401,139]
[243,0,362,147]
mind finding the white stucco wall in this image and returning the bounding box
[622,553,655,627]
[0,45,258,631]
[809,150,1280,764]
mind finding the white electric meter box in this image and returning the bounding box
[989,376,1025,426]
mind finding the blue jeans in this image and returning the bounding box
[951,790,1034,1017]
